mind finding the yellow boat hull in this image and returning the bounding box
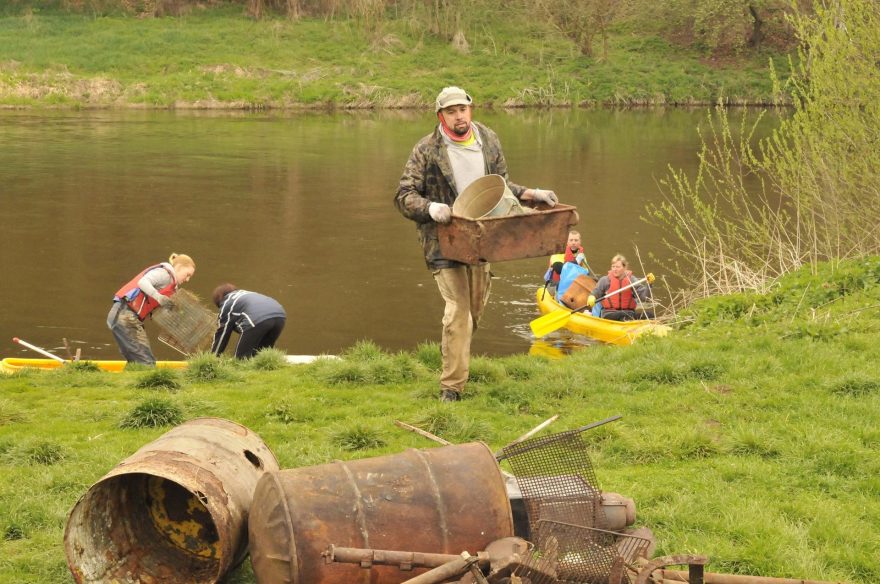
[535,288,670,346]
[1,358,188,374]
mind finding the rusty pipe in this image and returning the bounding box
[400,554,480,584]
[323,544,489,570]
[659,571,847,584]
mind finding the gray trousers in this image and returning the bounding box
[107,302,156,365]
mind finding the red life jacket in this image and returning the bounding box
[564,245,583,264]
[114,263,178,321]
[549,246,584,283]
[602,270,636,310]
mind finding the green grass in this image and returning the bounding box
[1,259,878,583]
[0,6,783,108]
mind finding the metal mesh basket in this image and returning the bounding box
[151,289,216,356]
[500,428,605,534]
[515,520,652,584]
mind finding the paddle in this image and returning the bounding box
[530,275,652,338]
[12,337,65,363]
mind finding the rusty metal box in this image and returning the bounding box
[437,203,579,264]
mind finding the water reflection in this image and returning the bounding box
[0,108,778,360]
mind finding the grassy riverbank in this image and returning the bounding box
[0,4,786,109]
[1,258,878,583]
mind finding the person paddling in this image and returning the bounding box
[588,254,654,321]
[107,253,196,365]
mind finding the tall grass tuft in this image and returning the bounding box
[341,339,386,362]
[185,352,237,383]
[410,407,493,443]
[414,341,442,371]
[0,399,26,425]
[22,441,66,465]
[20,441,65,465]
[119,398,183,429]
[248,348,288,371]
[4,524,25,541]
[134,368,181,391]
[331,424,386,451]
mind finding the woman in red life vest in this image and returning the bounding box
[588,254,653,321]
[106,253,196,365]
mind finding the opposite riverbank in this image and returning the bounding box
[1,259,879,583]
[0,5,789,109]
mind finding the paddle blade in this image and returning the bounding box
[530,309,575,338]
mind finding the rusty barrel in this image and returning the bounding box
[64,417,280,584]
[248,441,514,584]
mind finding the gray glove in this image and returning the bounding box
[532,189,559,207]
[428,202,452,224]
[158,295,176,309]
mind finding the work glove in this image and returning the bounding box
[575,252,586,266]
[543,267,554,282]
[159,295,176,310]
[587,295,597,308]
[428,202,452,224]
[532,189,559,207]
[646,273,655,284]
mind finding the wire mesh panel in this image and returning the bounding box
[515,521,651,584]
[151,289,216,356]
[501,428,605,534]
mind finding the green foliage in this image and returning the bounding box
[247,347,288,371]
[185,352,237,382]
[21,440,66,465]
[67,360,101,373]
[2,258,880,583]
[313,347,429,386]
[414,341,442,371]
[0,2,783,108]
[0,399,26,425]
[4,523,25,541]
[331,424,387,451]
[118,398,183,428]
[133,368,181,390]
[648,1,880,305]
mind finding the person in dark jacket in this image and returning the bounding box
[210,284,286,359]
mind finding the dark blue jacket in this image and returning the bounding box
[211,290,286,354]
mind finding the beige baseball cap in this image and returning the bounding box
[435,86,473,112]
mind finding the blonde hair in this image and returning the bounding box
[568,230,581,238]
[169,253,195,269]
[611,254,628,267]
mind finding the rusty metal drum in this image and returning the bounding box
[248,441,514,584]
[64,417,280,584]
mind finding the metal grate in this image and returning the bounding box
[515,520,651,584]
[501,428,605,534]
[152,289,216,356]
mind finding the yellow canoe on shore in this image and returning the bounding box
[0,358,188,374]
[534,287,671,346]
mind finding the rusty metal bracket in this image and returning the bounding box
[635,554,709,584]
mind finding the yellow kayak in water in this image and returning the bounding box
[0,358,188,374]
[534,287,671,346]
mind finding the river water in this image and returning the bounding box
[0,108,774,360]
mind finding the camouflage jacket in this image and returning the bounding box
[394,121,526,270]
